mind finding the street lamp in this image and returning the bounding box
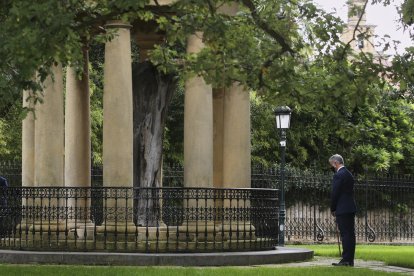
[274,106,292,247]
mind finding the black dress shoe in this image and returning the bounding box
[332,261,354,267]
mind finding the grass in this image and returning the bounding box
[0,265,401,276]
[0,244,412,275]
[290,244,414,269]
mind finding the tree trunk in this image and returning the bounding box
[132,61,176,226]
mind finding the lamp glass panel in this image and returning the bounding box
[276,114,291,129]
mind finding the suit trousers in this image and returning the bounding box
[336,213,356,263]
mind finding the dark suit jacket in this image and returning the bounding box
[330,167,357,215]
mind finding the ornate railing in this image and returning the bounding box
[0,187,279,253]
[2,161,413,243]
[251,167,414,243]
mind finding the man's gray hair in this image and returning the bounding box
[329,154,344,165]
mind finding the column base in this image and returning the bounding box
[66,220,95,240]
[217,221,256,240]
[96,221,137,234]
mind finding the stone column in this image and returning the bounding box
[213,87,226,223]
[102,21,134,231]
[221,83,253,241]
[183,33,216,237]
[21,89,35,230]
[222,83,251,189]
[33,64,65,231]
[213,89,225,189]
[184,33,214,190]
[219,4,253,246]
[215,3,251,190]
[22,90,35,188]
[65,48,92,231]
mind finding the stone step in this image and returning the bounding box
[0,238,273,253]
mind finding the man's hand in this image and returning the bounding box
[331,211,336,217]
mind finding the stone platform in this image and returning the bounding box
[0,247,313,266]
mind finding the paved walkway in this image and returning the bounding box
[258,256,414,275]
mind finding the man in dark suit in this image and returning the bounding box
[329,154,357,267]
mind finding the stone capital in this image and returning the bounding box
[105,20,132,29]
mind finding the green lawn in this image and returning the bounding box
[0,265,401,276]
[0,244,412,275]
[291,244,414,269]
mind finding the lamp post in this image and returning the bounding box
[274,106,291,247]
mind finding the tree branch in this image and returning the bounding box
[339,0,369,60]
[240,0,295,55]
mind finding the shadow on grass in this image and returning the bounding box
[289,244,414,269]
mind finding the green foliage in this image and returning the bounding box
[390,48,414,98]
[250,93,279,167]
[402,0,414,25]
[1,0,414,174]
[250,78,414,174]
[348,95,414,174]
[89,61,104,165]
[0,99,22,160]
[150,0,351,93]
[163,81,185,165]
[0,0,150,101]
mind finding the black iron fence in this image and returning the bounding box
[250,165,414,243]
[1,161,414,244]
[0,186,278,252]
